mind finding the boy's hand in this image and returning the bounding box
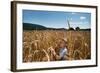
[56,55,61,60]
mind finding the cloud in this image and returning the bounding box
[80,16,86,20]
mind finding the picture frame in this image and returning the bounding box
[11,1,98,72]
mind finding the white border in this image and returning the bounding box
[17,3,96,69]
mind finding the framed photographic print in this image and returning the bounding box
[11,1,98,72]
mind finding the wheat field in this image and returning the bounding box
[23,30,91,62]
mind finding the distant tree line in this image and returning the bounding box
[69,27,80,31]
[69,27,90,31]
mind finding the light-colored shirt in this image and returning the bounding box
[59,47,67,59]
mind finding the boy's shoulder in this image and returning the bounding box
[64,48,67,51]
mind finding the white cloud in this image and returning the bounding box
[80,16,86,20]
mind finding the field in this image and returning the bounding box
[23,30,91,62]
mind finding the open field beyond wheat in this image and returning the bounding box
[23,30,91,62]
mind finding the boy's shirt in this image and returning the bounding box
[59,48,67,59]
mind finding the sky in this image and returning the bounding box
[23,10,91,29]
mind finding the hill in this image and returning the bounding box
[23,23,47,30]
[23,23,67,30]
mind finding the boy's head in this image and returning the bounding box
[57,38,68,48]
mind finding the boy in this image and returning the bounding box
[55,39,68,60]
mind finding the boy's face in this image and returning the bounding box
[60,41,66,48]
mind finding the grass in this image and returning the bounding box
[23,30,91,62]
